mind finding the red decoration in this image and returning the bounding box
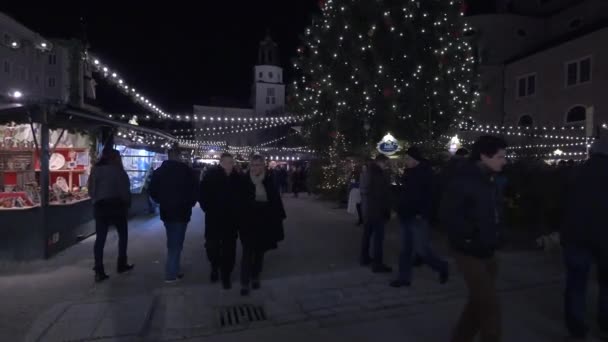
[319,0,325,9]
[329,131,337,138]
[383,87,394,98]
[460,1,469,15]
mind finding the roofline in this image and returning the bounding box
[505,22,608,64]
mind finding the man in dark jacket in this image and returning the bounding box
[440,135,507,342]
[199,153,243,289]
[360,154,393,273]
[391,147,448,288]
[150,149,198,283]
[560,139,608,340]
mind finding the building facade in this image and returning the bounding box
[0,12,72,105]
[193,34,287,147]
[467,0,608,131]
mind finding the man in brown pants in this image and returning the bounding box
[440,135,508,342]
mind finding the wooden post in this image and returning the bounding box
[40,108,50,208]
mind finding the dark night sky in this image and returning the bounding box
[2,1,490,114]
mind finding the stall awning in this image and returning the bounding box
[63,109,175,141]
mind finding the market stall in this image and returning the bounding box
[0,106,176,261]
[0,119,96,260]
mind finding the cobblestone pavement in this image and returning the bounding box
[1,196,601,341]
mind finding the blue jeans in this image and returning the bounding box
[164,222,188,280]
[397,217,447,282]
[361,221,386,265]
[563,245,608,338]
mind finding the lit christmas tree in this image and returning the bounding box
[321,131,350,191]
[291,0,478,151]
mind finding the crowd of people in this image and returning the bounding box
[86,134,607,340]
[88,150,286,297]
[354,135,607,341]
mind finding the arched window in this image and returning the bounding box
[518,115,533,127]
[566,105,586,123]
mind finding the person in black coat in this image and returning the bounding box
[560,139,608,340]
[391,147,448,288]
[199,153,243,289]
[149,149,198,283]
[239,155,286,296]
[440,135,507,342]
[360,154,393,273]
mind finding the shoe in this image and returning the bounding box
[117,263,134,274]
[177,273,185,280]
[165,278,180,284]
[240,288,250,296]
[360,257,372,266]
[95,272,109,283]
[389,279,411,288]
[372,264,393,273]
[251,280,261,290]
[439,267,449,285]
[210,269,219,283]
[222,277,232,290]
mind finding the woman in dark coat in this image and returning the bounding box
[239,155,286,296]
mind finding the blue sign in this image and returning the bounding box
[377,133,401,155]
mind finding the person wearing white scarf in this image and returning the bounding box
[250,172,268,202]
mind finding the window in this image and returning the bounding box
[34,74,40,86]
[48,54,57,65]
[18,67,28,81]
[3,33,10,45]
[279,73,282,82]
[516,74,536,98]
[267,88,275,96]
[48,77,56,88]
[566,106,586,123]
[258,72,262,78]
[518,115,534,127]
[269,72,274,79]
[565,57,592,87]
[272,97,276,104]
[3,60,9,74]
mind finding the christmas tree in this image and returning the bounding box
[291,0,478,151]
[320,131,350,191]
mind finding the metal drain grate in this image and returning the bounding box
[218,304,267,328]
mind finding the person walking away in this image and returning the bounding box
[291,166,304,198]
[440,135,507,342]
[149,149,198,283]
[391,147,448,288]
[560,139,608,341]
[199,153,243,289]
[360,155,393,273]
[347,164,365,225]
[239,155,286,296]
[88,148,133,282]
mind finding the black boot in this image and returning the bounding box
[210,268,219,283]
[117,262,135,274]
[94,266,109,283]
[221,272,232,290]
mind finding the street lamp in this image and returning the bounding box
[9,90,23,99]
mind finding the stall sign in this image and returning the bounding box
[377,133,401,155]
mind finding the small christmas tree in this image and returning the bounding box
[321,132,350,194]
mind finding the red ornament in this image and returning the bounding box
[460,1,469,15]
[383,87,394,98]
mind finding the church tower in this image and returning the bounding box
[253,33,285,116]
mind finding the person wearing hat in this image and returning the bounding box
[560,139,608,341]
[391,146,449,288]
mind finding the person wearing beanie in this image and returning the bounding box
[560,139,608,340]
[391,146,449,288]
